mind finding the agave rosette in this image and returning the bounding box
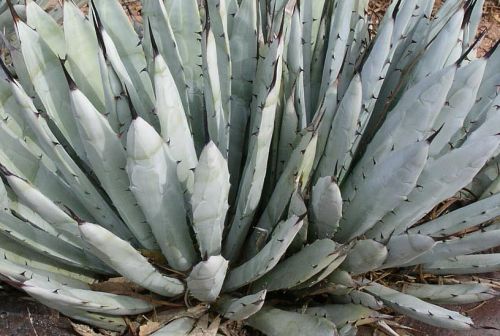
[0,0,498,334]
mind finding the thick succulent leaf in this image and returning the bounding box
[409,7,463,85]
[318,0,354,103]
[91,0,155,112]
[202,26,229,155]
[153,49,197,197]
[191,142,229,257]
[205,0,232,139]
[7,70,133,241]
[21,278,153,315]
[422,254,500,275]
[291,253,347,290]
[379,234,436,269]
[151,318,196,336]
[126,117,197,271]
[363,282,473,330]
[0,251,91,289]
[309,176,342,240]
[401,283,498,305]
[430,60,487,157]
[78,221,185,297]
[143,0,190,118]
[163,0,205,152]
[244,131,317,258]
[26,0,65,57]
[96,22,155,126]
[317,74,362,181]
[68,82,156,250]
[252,239,339,291]
[16,20,87,162]
[4,172,82,246]
[21,283,127,332]
[367,135,500,241]
[228,0,258,189]
[63,0,105,113]
[304,304,388,328]
[0,234,96,285]
[343,65,456,206]
[215,290,267,321]
[187,255,228,302]
[246,307,338,336]
[340,240,387,275]
[222,37,284,261]
[223,215,303,292]
[408,192,500,237]
[336,141,429,242]
[331,289,384,310]
[287,189,308,252]
[96,45,130,136]
[404,229,500,266]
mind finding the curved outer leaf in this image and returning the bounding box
[222,215,303,292]
[340,240,387,275]
[187,255,228,302]
[331,290,384,310]
[422,254,500,275]
[309,176,342,240]
[0,234,96,285]
[78,221,185,297]
[379,234,435,269]
[0,256,89,291]
[363,282,473,330]
[22,278,153,316]
[126,117,197,271]
[7,56,133,242]
[192,142,229,257]
[0,211,109,273]
[153,50,197,197]
[404,229,500,266]
[402,283,498,305]
[408,192,500,237]
[335,141,429,242]
[215,290,267,321]
[68,83,156,249]
[253,239,339,291]
[304,304,388,328]
[5,173,82,246]
[246,307,338,336]
[367,135,500,241]
[22,284,127,332]
[63,0,105,112]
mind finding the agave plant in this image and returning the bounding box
[0,0,498,334]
